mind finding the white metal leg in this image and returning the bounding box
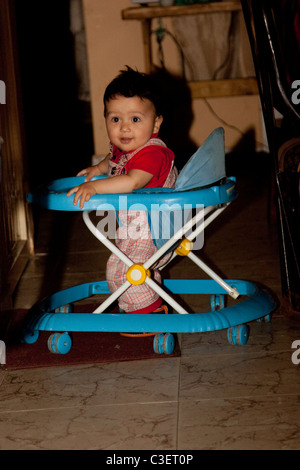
[145,277,189,314]
[93,280,131,314]
[159,204,228,269]
[143,204,206,270]
[83,201,239,316]
[187,251,240,299]
[83,211,134,314]
[83,211,132,267]
[83,210,189,314]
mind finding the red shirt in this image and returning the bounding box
[110,135,175,188]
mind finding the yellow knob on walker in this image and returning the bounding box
[175,238,193,256]
[126,264,151,285]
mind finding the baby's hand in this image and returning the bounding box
[77,164,101,182]
[67,182,97,209]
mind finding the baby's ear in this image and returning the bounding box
[154,115,163,133]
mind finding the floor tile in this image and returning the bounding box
[0,358,180,412]
[0,401,177,450]
[178,394,300,450]
[179,349,300,401]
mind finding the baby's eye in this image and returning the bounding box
[132,116,141,123]
[112,117,119,123]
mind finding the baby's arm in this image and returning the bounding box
[77,154,110,181]
[67,169,153,208]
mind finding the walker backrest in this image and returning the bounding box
[151,127,226,249]
[175,127,226,191]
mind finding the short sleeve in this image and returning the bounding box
[127,146,165,176]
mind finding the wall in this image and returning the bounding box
[82,0,264,159]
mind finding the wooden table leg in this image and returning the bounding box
[141,18,152,73]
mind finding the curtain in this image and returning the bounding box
[172,11,255,81]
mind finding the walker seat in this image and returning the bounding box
[24,128,276,355]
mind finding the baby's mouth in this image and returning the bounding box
[120,137,132,144]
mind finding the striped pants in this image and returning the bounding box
[106,211,170,313]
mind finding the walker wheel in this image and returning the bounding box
[163,333,175,354]
[23,329,39,344]
[55,304,73,313]
[257,313,272,323]
[264,314,272,322]
[227,324,249,346]
[47,332,72,354]
[153,333,164,354]
[153,333,175,355]
[210,294,225,311]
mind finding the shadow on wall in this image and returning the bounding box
[151,68,198,170]
[225,128,271,177]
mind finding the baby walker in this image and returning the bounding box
[24,128,276,355]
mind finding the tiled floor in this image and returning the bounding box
[1,155,300,450]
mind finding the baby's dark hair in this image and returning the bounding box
[103,66,162,117]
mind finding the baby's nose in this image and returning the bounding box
[120,121,131,132]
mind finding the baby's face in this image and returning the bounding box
[105,94,163,153]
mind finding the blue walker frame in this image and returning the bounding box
[24,175,277,355]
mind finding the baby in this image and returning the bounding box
[67,66,177,315]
